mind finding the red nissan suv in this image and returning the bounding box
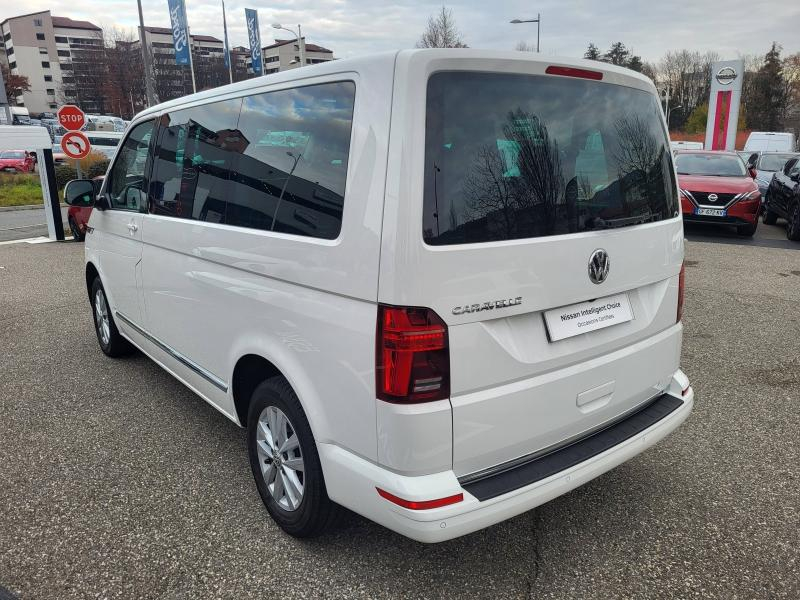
[675,150,761,237]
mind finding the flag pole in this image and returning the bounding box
[222,0,233,84]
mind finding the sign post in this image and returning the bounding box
[57,104,88,178]
[704,60,744,152]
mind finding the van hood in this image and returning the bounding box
[677,174,757,194]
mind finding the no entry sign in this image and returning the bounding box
[61,131,92,160]
[57,105,85,131]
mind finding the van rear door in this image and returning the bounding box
[380,53,684,478]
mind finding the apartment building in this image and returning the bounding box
[261,39,334,74]
[0,10,102,115]
[132,27,227,101]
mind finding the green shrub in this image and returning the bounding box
[86,159,110,179]
[55,164,77,190]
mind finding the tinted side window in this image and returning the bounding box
[229,81,355,239]
[149,99,242,222]
[106,120,155,211]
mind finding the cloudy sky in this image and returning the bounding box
[3,0,799,63]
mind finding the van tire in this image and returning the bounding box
[247,376,339,538]
[787,203,800,241]
[90,277,134,357]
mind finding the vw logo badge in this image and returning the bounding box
[588,249,610,285]
[708,193,719,202]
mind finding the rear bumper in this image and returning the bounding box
[320,369,693,543]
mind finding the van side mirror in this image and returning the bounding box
[748,167,757,179]
[63,179,95,207]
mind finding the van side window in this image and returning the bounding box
[106,120,155,212]
[228,81,355,239]
[149,99,243,222]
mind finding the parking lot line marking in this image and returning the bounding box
[0,236,53,246]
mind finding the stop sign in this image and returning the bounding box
[57,105,85,131]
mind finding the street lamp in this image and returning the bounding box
[510,14,541,53]
[272,23,306,69]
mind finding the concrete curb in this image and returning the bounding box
[0,203,67,212]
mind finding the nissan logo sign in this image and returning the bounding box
[716,67,737,85]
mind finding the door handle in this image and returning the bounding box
[127,222,138,233]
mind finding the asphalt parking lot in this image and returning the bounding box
[1,231,798,599]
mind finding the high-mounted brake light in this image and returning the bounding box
[376,488,463,510]
[545,65,603,80]
[376,304,450,403]
[677,262,686,322]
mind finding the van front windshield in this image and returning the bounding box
[423,71,678,245]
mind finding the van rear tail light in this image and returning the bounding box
[376,304,450,403]
[677,262,686,323]
[545,65,603,80]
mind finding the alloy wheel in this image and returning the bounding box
[94,289,111,346]
[255,405,305,511]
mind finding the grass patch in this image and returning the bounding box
[0,173,44,207]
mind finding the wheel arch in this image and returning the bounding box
[85,261,100,301]
[231,354,283,427]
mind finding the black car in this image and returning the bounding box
[764,157,800,240]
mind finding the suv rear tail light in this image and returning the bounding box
[677,262,685,322]
[376,304,450,403]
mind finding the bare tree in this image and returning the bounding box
[416,6,468,48]
[514,41,536,52]
[657,50,719,129]
[102,27,145,118]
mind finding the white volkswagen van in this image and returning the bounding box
[66,50,693,543]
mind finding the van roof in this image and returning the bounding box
[134,49,657,121]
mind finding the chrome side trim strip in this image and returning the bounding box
[115,311,228,393]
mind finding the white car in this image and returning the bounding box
[65,49,693,543]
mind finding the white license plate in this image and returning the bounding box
[544,293,634,342]
[694,207,726,217]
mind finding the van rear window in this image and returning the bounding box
[423,72,678,245]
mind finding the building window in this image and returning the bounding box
[57,50,70,57]
[5,46,13,56]
[44,75,53,82]
[36,33,46,41]
[3,33,11,42]
[9,61,16,69]
[34,18,43,27]
[60,63,73,70]
[55,36,68,43]
[41,61,50,68]
[46,88,55,95]
[49,103,58,109]
[39,47,49,54]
